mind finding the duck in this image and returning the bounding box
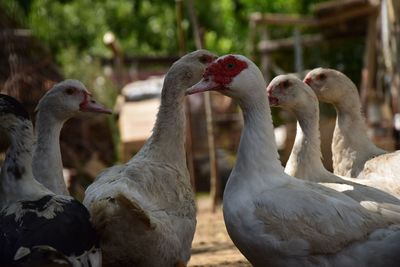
[304,68,400,194]
[83,49,216,267]
[33,79,112,196]
[267,74,400,207]
[0,94,101,267]
[186,55,400,267]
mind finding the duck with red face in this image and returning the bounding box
[187,56,400,267]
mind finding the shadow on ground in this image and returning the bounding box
[188,196,251,267]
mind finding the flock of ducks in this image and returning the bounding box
[1,49,400,267]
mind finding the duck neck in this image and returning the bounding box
[334,93,381,151]
[233,93,285,182]
[135,75,186,167]
[335,96,365,130]
[286,103,325,177]
[33,110,69,195]
[332,97,385,176]
[1,121,51,206]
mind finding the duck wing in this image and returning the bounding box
[252,180,389,256]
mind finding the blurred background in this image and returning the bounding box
[1,0,400,207]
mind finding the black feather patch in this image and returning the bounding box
[0,94,30,120]
[0,195,100,265]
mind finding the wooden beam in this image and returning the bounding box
[250,4,378,28]
[100,56,180,67]
[0,29,31,40]
[313,0,371,14]
[258,34,324,53]
[317,4,379,27]
[250,12,317,26]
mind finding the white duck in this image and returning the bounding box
[267,74,400,207]
[0,94,101,267]
[33,79,112,196]
[83,50,216,267]
[186,55,400,267]
[304,68,400,193]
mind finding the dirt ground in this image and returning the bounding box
[188,197,251,267]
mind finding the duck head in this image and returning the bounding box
[186,54,266,103]
[267,74,318,109]
[166,49,217,92]
[35,79,112,121]
[303,68,357,104]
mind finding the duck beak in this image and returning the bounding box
[186,78,221,95]
[268,95,279,106]
[80,93,112,114]
[303,76,312,86]
[266,85,279,106]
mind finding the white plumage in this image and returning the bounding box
[187,55,400,267]
[83,50,216,267]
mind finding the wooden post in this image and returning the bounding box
[360,8,378,111]
[175,0,186,55]
[175,0,197,190]
[293,27,303,74]
[103,32,124,90]
[204,92,220,212]
[383,0,400,147]
[185,100,197,192]
[387,0,400,114]
[248,18,258,61]
[260,27,271,83]
[186,0,202,50]
[187,0,220,211]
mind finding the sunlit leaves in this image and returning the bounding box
[8,0,330,62]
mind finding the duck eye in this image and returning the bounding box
[65,88,75,95]
[226,63,234,70]
[199,55,211,64]
[282,80,290,88]
[317,74,326,80]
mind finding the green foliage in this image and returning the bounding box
[28,0,179,58]
[17,0,329,60]
[1,0,28,26]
